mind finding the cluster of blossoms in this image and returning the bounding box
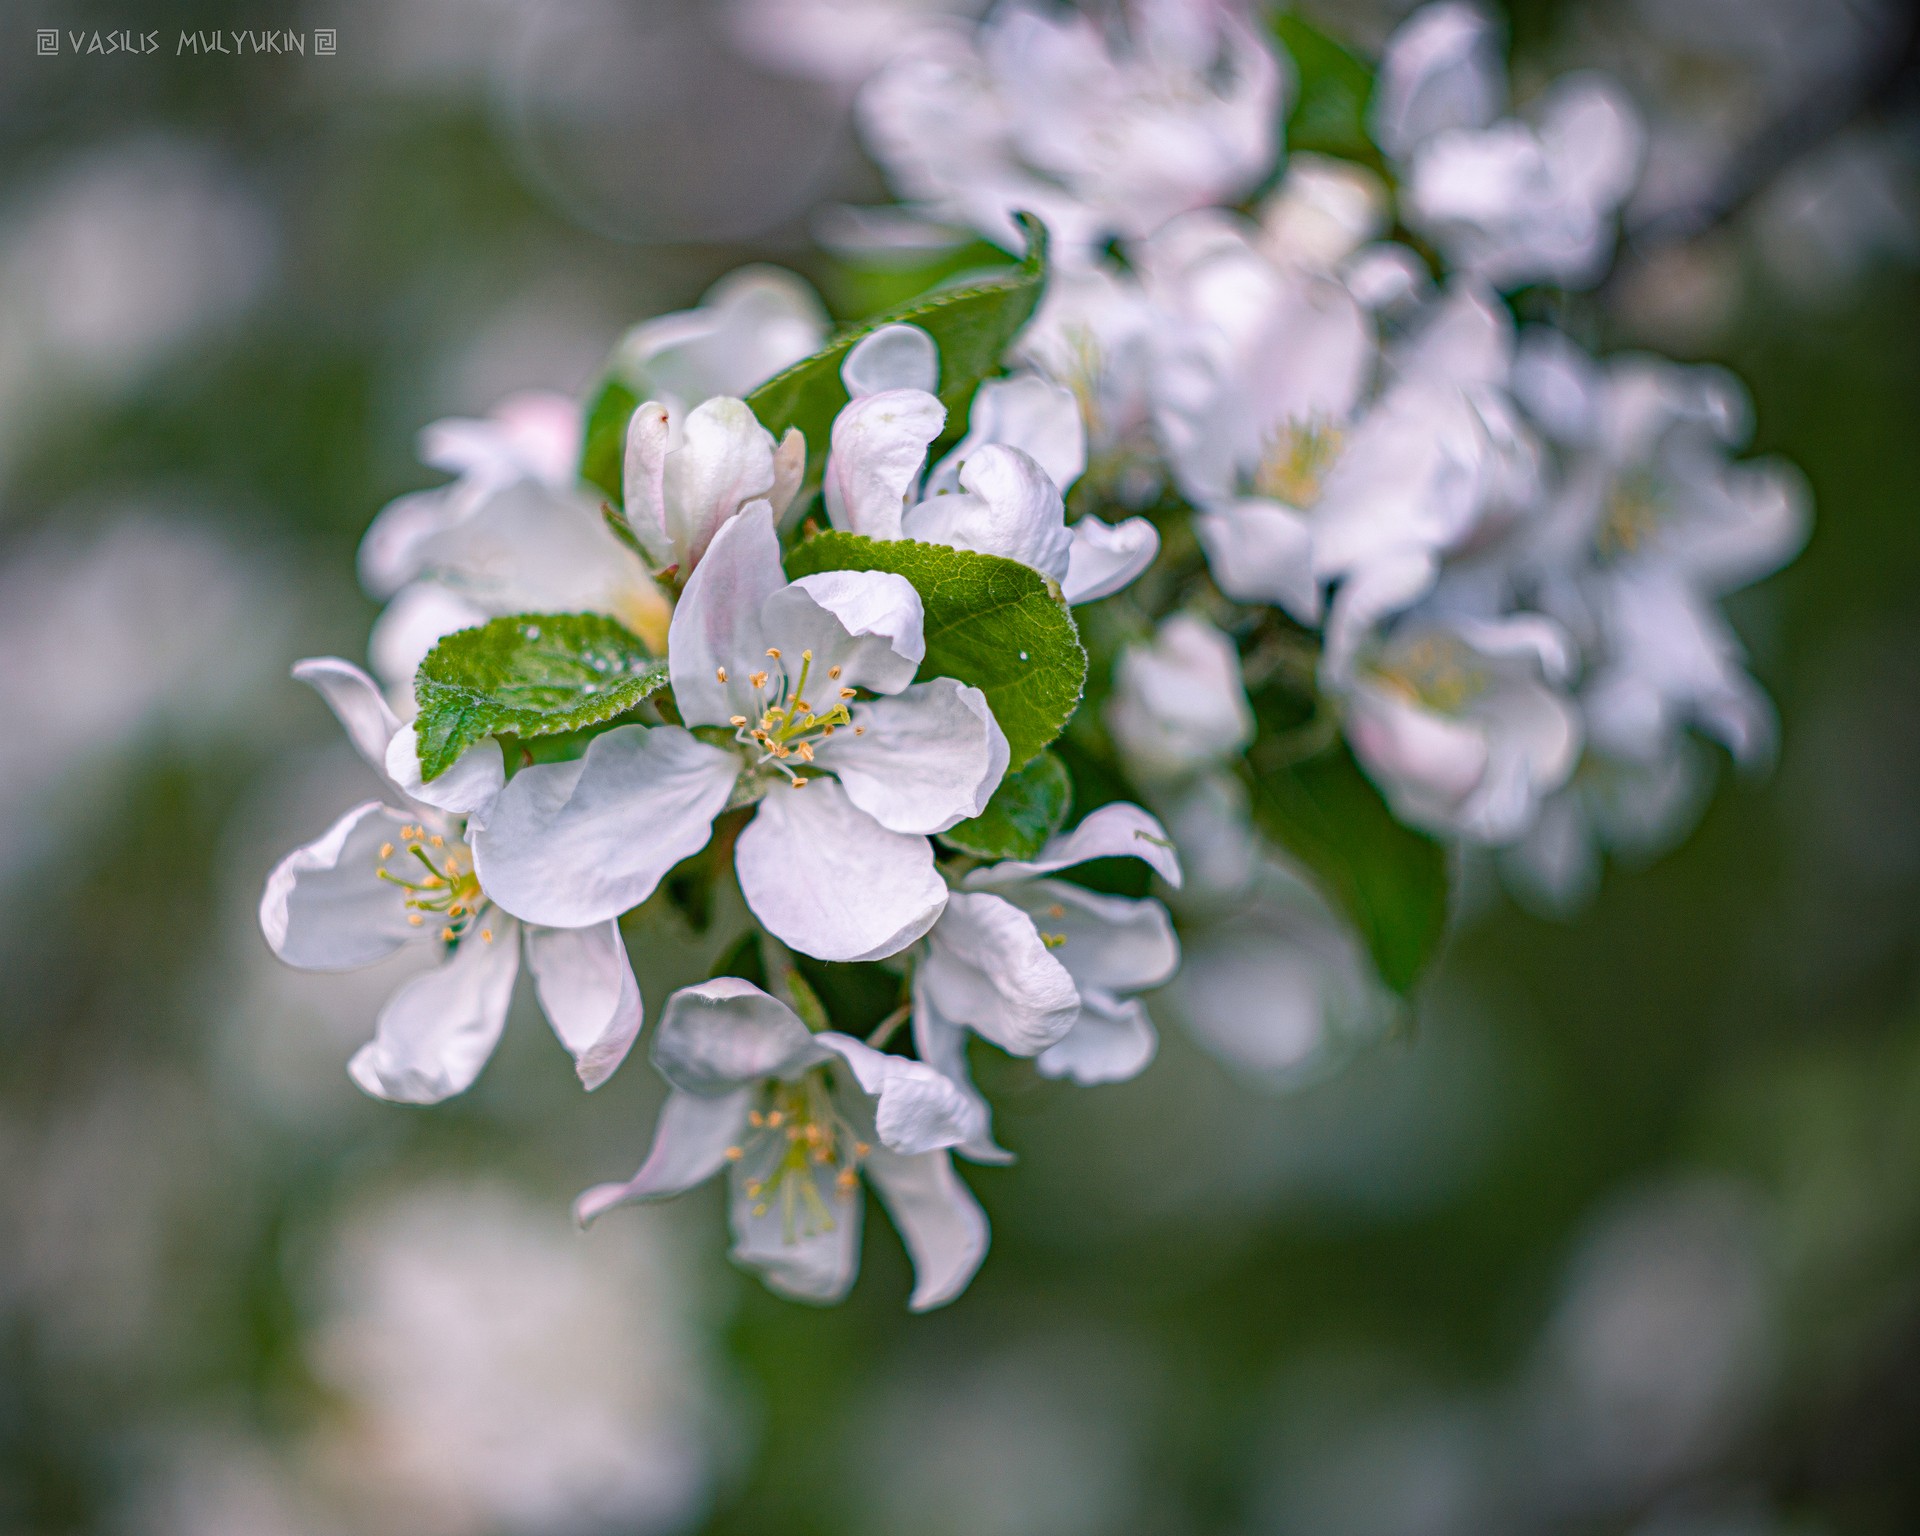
[261,0,1807,1309]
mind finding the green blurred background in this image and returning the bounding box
[2,1,1917,1532]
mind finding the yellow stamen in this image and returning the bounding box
[716,666,729,682]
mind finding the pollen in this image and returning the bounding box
[716,666,729,682]
[481,928,493,943]
[750,670,769,689]
[839,687,855,700]
[407,914,423,926]
[765,646,782,659]
[724,1146,744,1161]
[380,842,395,859]
[828,665,842,679]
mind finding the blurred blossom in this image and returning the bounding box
[841,1333,1154,1536]
[309,1180,733,1536]
[1520,1179,1778,1518]
[495,0,844,243]
[1106,612,1255,782]
[127,1426,339,1536]
[0,138,272,471]
[0,513,291,886]
[725,0,988,89]
[1752,127,1920,303]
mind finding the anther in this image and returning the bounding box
[430,834,444,848]
[481,929,493,943]
[716,666,729,683]
[854,726,866,735]
[724,1146,744,1161]
[407,914,424,927]
[828,666,842,679]
[380,842,394,859]
[765,647,781,659]
[730,715,748,727]
[750,671,769,689]
[839,687,855,699]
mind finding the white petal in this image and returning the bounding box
[651,976,829,1094]
[1373,1,1503,159]
[524,919,644,1090]
[367,583,487,697]
[1008,881,1180,996]
[665,396,778,570]
[965,801,1183,889]
[471,725,739,928]
[293,657,399,775]
[359,486,460,598]
[823,388,946,539]
[817,1032,984,1153]
[666,502,784,727]
[769,427,807,521]
[348,920,520,1104]
[385,727,505,821]
[729,1160,864,1304]
[735,777,948,962]
[1037,993,1158,1085]
[574,1087,752,1223]
[911,978,1014,1165]
[260,801,417,970]
[865,1148,989,1311]
[926,374,1087,496]
[920,891,1079,1055]
[901,444,1071,582]
[761,570,926,697]
[1196,500,1319,622]
[816,679,1009,834]
[841,323,939,397]
[1062,515,1158,605]
[621,401,675,569]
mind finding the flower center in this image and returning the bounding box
[724,1071,871,1242]
[719,646,862,786]
[1371,634,1488,715]
[375,823,493,945]
[1598,469,1664,559]
[1251,418,1343,509]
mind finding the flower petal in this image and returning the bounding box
[574,1087,752,1222]
[651,976,829,1094]
[815,679,1009,834]
[760,570,926,697]
[524,919,644,1090]
[471,725,738,928]
[1006,880,1180,996]
[920,891,1079,1055]
[911,977,1015,1164]
[729,1159,864,1305]
[817,1033,984,1154]
[901,444,1072,582]
[621,400,675,569]
[260,801,418,970]
[385,726,505,822]
[665,396,778,570]
[735,777,948,962]
[347,919,521,1104]
[367,583,488,697]
[823,388,947,540]
[864,1148,989,1311]
[293,657,399,776]
[666,501,785,726]
[1195,500,1319,622]
[926,374,1086,497]
[1062,515,1158,605]
[964,800,1183,889]
[1036,992,1158,1085]
[841,323,939,398]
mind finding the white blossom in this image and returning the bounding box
[471,503,1008,963]
[915,803,1184,1154]
[259,659,644,1102]
[857,0,1283,261]
[606,264,828,411]
[1378,3,1645,291]
[1107,612,1255,782]
[621,394,805,575]
[576,977,989,1310]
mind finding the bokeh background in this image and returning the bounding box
[3,0,1918,1532]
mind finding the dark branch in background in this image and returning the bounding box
[1615,0,1920,261]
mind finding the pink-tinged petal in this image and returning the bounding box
[920,891,1079,1056]
[260,801,418,970]
[761,570,926,697]
[735,778,948,962]
[385,727,504,822]
[348,919,521,1104]
[841,324,939,398]
[293,657,399,776]
[769,427,806,521]
[729,1160,864,1304]
[1037,992,1158,1085]
[1062,515,1158,605]
[823,389,947,539]
[816,1033,984,1153]
[471,725,738,928]
[864,1148,989,1311]
[965,801,1183,889]
[815,679,1008,834]
[667,501,785,726]
[1345,682,1489,809]
[667,397,778,570]
[574,1088,753,1223]
[651,977,829,1094]
[902,444,1072,582]
[358,486,461,598]
[621,401,675,569]
[1196,500,1319,622]
[524,919,644,1090]
[367,583,488,696]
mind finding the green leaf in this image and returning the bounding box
[579,378,639,506]
[746,213,1050,493]
[939,749,1073,860]
[1247,740,1450,995]
[414,613,669,781]
[784,531,1086,771]
[1273,13,1383,169]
